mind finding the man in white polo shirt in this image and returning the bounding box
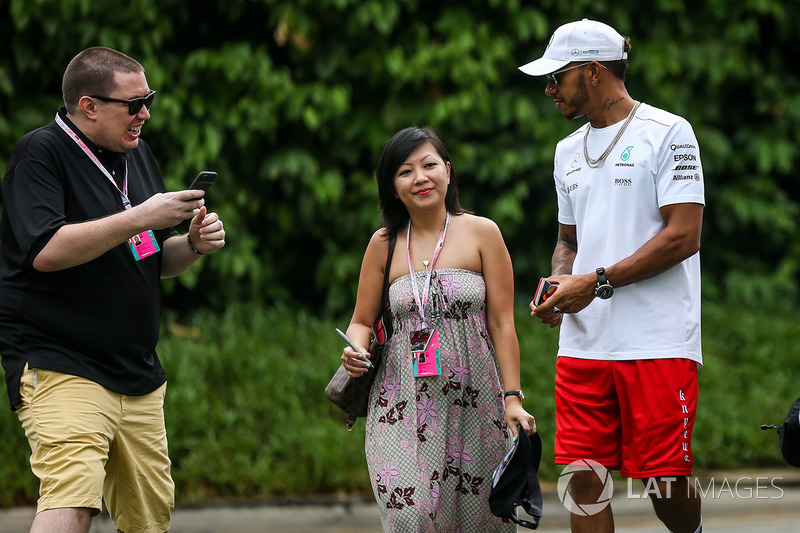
[520,19,705,533]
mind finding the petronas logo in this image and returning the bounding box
[621,146,634,161]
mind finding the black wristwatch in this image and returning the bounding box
[595,267,614,299]
[504,390,524,401]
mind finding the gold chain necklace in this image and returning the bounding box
[583,101,640,168]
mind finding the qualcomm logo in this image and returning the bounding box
[557,459,614,516]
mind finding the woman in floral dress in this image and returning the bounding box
[340,127,536,532]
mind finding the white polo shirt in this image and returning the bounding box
[553,102,705,364]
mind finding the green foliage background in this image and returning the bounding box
[0,0,799,507]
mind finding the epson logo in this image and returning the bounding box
[673,165,698,171]
[674,154,698,162]
[567,182,579,193]
[615,178,632,186]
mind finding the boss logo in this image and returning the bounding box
[567,182,579,193]
[614,178,632,186]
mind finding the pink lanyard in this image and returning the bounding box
[406,212,451,326]
[55,113,131,210]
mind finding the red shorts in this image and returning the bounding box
[554,356,698,478]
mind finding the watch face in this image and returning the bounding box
[596,285,614,299]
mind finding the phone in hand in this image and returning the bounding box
[189,171,217,192]
[533,277,556,306]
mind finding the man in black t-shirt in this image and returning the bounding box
[0,47,225,533]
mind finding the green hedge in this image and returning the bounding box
[1,301,796,507]
[1,0,799,315]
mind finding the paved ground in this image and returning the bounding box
[1,468,798,532]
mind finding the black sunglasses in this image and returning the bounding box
[89,90,156,115]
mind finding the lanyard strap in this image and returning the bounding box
[55,113,131,210]
[406,212,451,325]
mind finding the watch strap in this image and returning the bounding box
[596,267,608,285]
[504,390,524,401]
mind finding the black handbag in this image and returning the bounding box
[762,395,800,467]
[326,234,396,430]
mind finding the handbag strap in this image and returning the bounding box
[379,233,398,312]
[343,233,396,431]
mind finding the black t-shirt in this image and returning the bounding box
[0,108,175,409]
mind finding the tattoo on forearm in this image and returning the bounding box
[552,245,575,275]
[553,225,577,276]
[603,97,624,111]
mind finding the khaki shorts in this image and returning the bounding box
[16,364,174,533]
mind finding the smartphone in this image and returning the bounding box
[533,277,556,306]
[189,171,217,192]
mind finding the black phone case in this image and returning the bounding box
[190,171,217,191]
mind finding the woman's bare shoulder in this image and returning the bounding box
[364,227,394,259]
[454,212,502,236]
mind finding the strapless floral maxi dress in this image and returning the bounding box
[365,268,515,532]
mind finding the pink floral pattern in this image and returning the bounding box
[365,269,514,532]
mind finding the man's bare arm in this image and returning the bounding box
[552,223,577,276]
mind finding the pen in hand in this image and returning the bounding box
[335,328,373,368]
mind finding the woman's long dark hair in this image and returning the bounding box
[376,126,466,238]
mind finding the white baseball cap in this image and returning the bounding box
[518,18,627,76]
